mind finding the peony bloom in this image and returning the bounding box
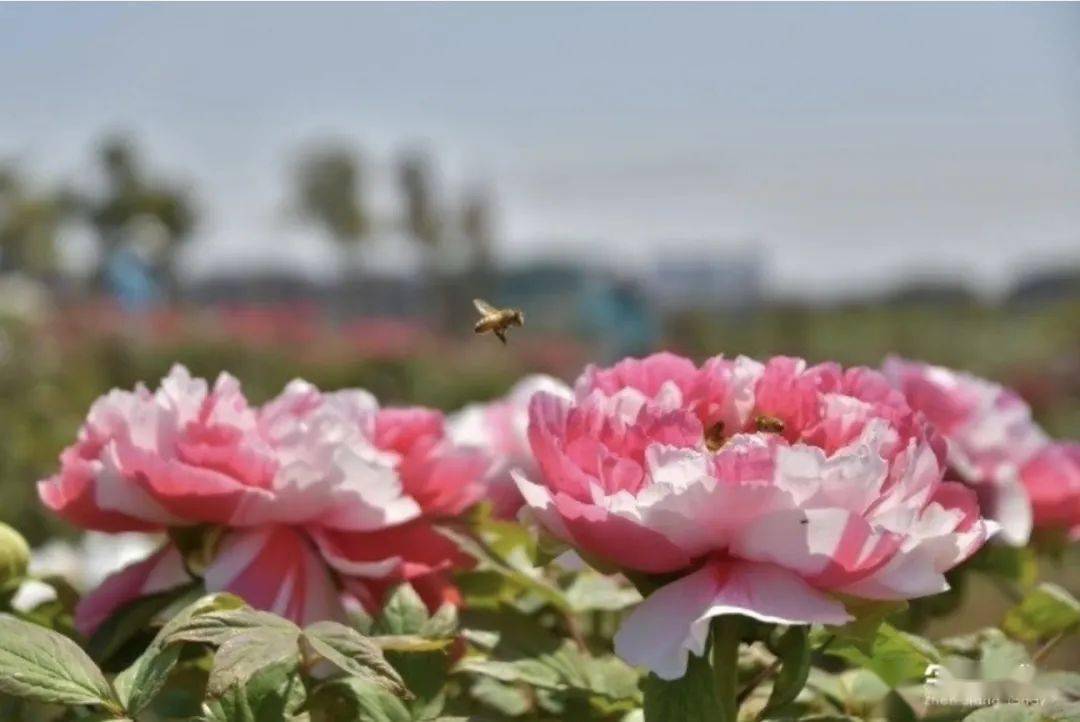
[882,357,1078,544]
[449,375,572,519]
[514,353,997,679]
[39,365,489,636]
[1019,443,1080,538]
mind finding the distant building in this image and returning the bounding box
[498,262,658,360]
[646,245,763,313]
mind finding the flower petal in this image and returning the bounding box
[74,544,191,637]
[204,526,344,626]
[614,560,850,680]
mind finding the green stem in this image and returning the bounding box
[711,615,742,722]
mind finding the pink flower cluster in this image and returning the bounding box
[513,353,998,679]
[40,351,1076,682]
[39,366,490,635]
[449,375,572,519]
[884,357,1080,544]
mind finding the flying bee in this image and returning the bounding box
[472,298,524,345]
[754,415,786,434]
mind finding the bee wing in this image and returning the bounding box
[473,298,498,316]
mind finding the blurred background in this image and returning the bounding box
[0,3,1077,548]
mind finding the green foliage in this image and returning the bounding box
[301,621,407,696]
[819,623,940,688]
[760,626,812,719]
[1001,583,1080,644]
[0,522,30,585]
[457,606,641,720]
[308,677,411,722]
[0,613,122,714]
[642,653,719,722]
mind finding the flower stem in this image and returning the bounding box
[711,615,742,722]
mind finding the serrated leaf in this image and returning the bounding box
[116,591,248,714]
[760,626,811,718]
[206,627,301,699]
[300,621,406,696]
[166,607,298,648]
[374,584,431,636]
[114,643,181,715]
[0,613,121,712]
[1002,583,1080,643]
[419,603,458,638]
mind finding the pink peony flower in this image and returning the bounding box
[514,352,997,679]
[1019,443,1080,537]
[449,375,573,519]
[881,357,1065,545]
[39,366,489,635]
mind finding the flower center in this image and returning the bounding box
[754,415,785,434]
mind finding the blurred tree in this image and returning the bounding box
[0,165,73,278]
[461,185,494,275]
[89,136,196,297]
[398,149,442,257]
[293,144,369,271]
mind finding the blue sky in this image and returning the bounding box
[2,3,1078,298]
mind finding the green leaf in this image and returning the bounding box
[373,584,431,636]
[114,643,181,716]
[373,634,453,653]
[564,572,641,613]
[759,626,811,719]
[0,523,29,585]
[457,657,567,691]
[308,677,411,722]
[822,623,939,688]
[457,607,640,715]
[205,627,300,699]
[204,659,306,722]
[642,652,719,722]
[166,607,298,648]
[438,519,571,614]
[978,635,1032,681]
[1002,583,1080,643]
[115,591,247,714]
[827,597,908,654]
[0,613,121,712]
[300,621,407,696]
[419,603,458,638]
[469,676,532,716]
